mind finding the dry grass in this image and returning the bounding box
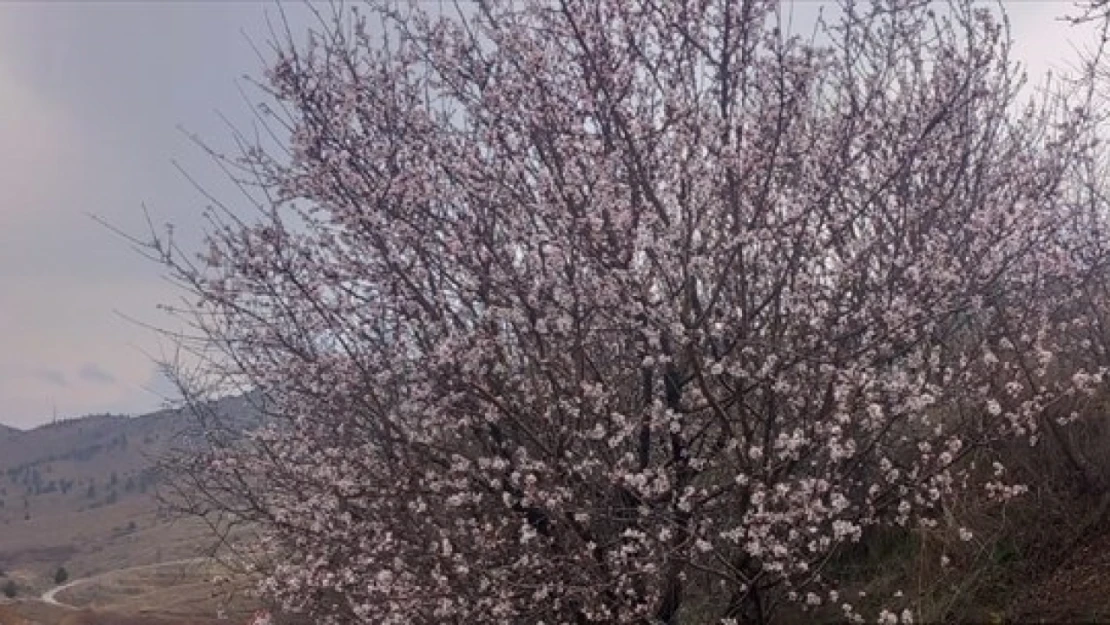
[51,559,257,618]
[0,560,260,625]
[0,604,33,625]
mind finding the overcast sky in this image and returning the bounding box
[0,1,1100,429]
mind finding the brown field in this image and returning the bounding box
[0,555,260,625]
[1,602,231,625]
[51,559,257,616]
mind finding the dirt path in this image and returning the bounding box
[40,577,82,607]
[39,557,213,608]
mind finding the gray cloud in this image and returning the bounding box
[31,369,68,388]
[78,363,116,386]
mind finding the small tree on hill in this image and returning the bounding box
[153,0,1109,623]
[3,579,16,598]
[53,566,68,585]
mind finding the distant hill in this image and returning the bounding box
[0,395,257,579]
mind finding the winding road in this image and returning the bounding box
[39,557,214,608]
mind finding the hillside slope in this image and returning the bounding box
[0,396,255,580]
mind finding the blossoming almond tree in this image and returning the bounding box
[154,0,1107,623]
